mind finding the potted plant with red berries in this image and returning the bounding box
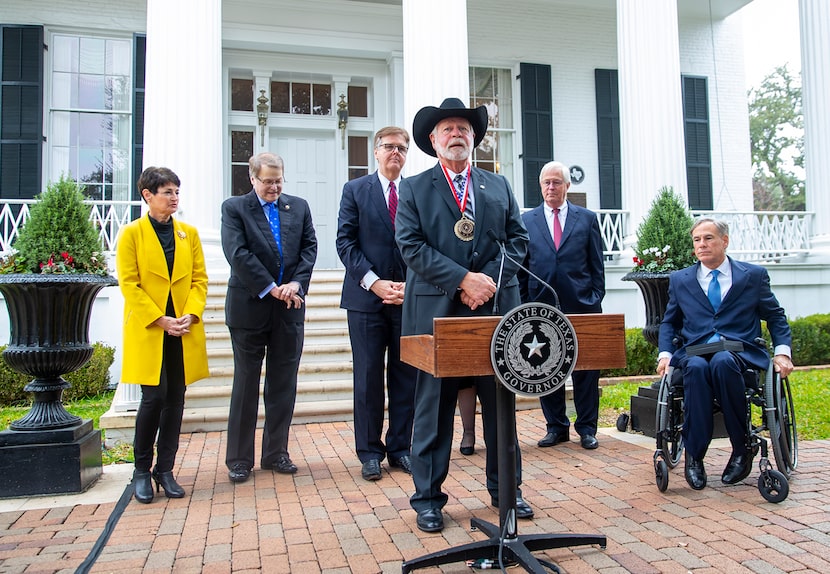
[622,186,696,346]
[0,175,116,497]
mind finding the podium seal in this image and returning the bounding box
[490,303,578,397]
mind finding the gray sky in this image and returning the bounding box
[741,0,801,88]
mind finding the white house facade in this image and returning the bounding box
[2,0,830,399]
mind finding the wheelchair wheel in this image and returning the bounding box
[764,369,798,476]
[655,368,684,469]
[655,458,669,492]
[758,469,789,503]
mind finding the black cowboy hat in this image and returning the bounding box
[412,97,489,157]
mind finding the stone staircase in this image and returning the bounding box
[100,268,546,444]
[182,269,355,433]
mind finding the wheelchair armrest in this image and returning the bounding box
[687,339,744,357]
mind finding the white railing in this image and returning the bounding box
[0,199,142,255]
[596,209,812,262]
[690,211,812,261]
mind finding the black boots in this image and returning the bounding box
[133,470,154,503]
[152,469,186,498]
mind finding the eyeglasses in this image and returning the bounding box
[542,179,566,188]
[376,143,408,154]
[256,176,284,187]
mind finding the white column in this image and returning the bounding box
[387,53,406,133]
[113,0,223,412]
[402,0,470,174]
[143,0,224,269]
[800,0,830,251]
[617,0,688,239]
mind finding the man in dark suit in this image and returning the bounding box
[518,161,605,450]
[336,126,417,482]
[221,152,318,483]
[395,98,531,533]
[657,218,792,490]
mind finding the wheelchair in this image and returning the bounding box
[653,339,798,502]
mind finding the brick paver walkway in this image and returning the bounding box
[1,408,828,573]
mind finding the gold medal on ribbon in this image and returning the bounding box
[454,214,475,241]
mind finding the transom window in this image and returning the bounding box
[49,34,132,202]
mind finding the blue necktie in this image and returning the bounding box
[268,202,284,284]
[707,270,721,343]
[453,174,465,204]
[707,269,721,311]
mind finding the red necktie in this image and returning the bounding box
[553,208,562,249]
[388,181,398,228]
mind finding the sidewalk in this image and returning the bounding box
[1,408,828,574]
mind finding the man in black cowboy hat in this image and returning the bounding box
[395,97,531,533]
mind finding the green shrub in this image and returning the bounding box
[631,187,696,272]
[601,328,658,377]
[789,314,830,366]
[0,342,114,406]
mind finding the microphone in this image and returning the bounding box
[487,229,561,310]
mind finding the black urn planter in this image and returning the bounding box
[621,271,671,347]
[0,273,117,497]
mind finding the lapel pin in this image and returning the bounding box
[285,204,291,210]
[480,184,485,189]
[177,230,186,239]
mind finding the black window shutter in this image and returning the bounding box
[682,76,712,210]
[132,34,145,216]
[520,63,552,208]
[0,25,43,201]
[594,69,622,210]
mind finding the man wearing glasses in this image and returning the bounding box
[221,152,318,483]
[336,127,417,481]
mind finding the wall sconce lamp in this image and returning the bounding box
[256,89,269,147]
[337,93,349,150]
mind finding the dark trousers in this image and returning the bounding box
[134,334,185,473]
[680,351,747,459]
[225,313,304,469]
[410,373,522,512]
[539,369,600,437]
[347,307,416,463]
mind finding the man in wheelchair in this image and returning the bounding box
[656,218,793,490]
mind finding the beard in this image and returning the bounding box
[434,138,471,162]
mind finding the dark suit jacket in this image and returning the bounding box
[659,257,791,370]
[221,190,317,329]
[336,171,406,312]
[518,201,605,313]
[395,164,528,335]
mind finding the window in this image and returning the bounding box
[270,81,332,115]
[348,135,369,180]
[470,67,515,186]
[49,34,132,202]
[231,130,254,196]
[683,76,712,210]
[231,79,254,111]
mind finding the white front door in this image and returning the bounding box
[273,130,339,268]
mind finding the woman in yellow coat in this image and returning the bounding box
[117,166,209,503]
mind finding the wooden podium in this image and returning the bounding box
[400,312,626,574]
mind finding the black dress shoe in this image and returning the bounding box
[152,469,185,498]
[459,445,475,456]
[491,496,535,519]
[133,470,154,503]
[416,508,444,532]
[228,463,251,483]
[537,431,569,447]
[722,451,754,484]
[389,455,412,475]
[263,456,298,474]
[580,434,599,450]
[361,459,382,481]
[684,456,707,490]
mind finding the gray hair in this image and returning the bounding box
[691,217,729,237]
[538,161,571,185]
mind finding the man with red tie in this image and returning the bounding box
[518,161,606,451]
[336,126,417,482]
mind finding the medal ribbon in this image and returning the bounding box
[441,164,471,216]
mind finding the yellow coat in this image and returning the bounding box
[117,215,209,386]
